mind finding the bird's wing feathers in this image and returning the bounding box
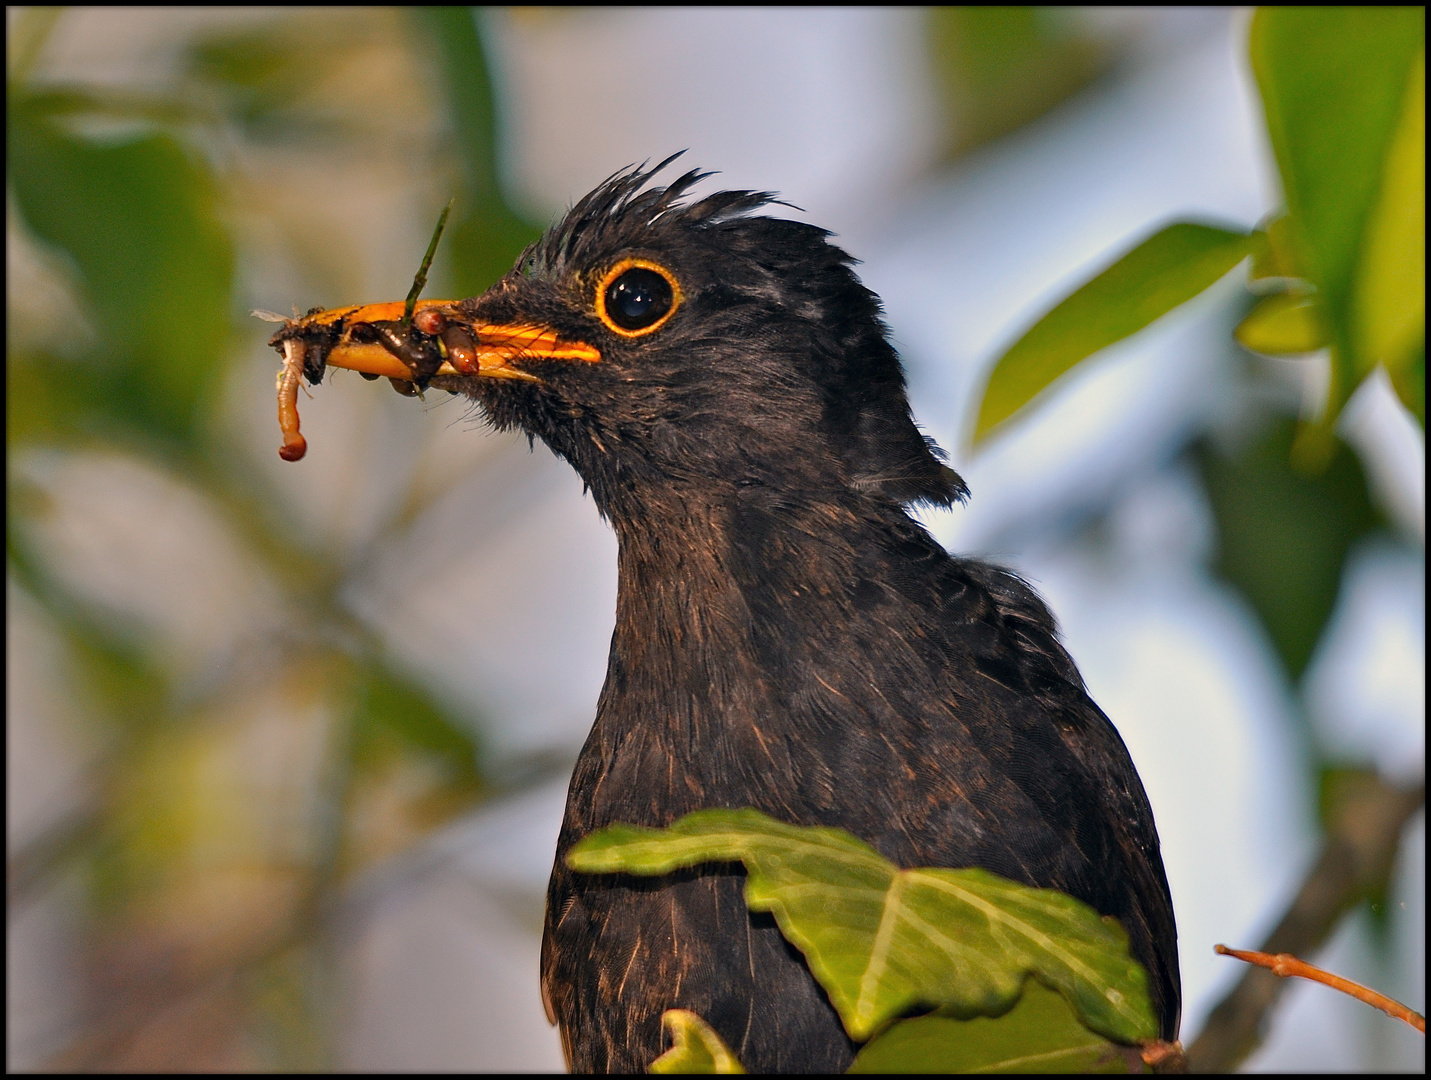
[951,557,1181,1036]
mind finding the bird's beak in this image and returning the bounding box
[292,299,601,382]
[266,298,599,461]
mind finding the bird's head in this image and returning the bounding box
[272,157,966,520]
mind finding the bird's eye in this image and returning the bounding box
[596,259,681,336]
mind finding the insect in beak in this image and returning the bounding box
[260,201,598,461]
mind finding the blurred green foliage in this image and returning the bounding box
[927,8,1114,157]
[1196,418,1383,680]
[6,8,532,1069]
[974,9,1425,441]
[413,6,542,296]
[1252,8,1425,416]
[974,6,1423,735]
[8,104,233,448]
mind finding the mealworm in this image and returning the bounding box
[277,338,308,461]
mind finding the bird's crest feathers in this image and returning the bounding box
[530,153,787,276]
[523,154,969,510]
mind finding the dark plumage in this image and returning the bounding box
[429,159,1179,1071]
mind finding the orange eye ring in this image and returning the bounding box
[595,258,683,338]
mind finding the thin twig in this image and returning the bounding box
[1186,775,1425,1072]
[402,198,455,326]
[1214,945,1425,1033]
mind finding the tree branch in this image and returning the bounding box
[1186,774,1425,1072]
[1213,945,1425,1032]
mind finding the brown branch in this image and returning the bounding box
[1213,945,1425,1033]
[1186,774,1425,1073]
[1141,1038,1188,1073]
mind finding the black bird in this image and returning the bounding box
[283,158,1179,1072]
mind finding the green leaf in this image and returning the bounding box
[567,808,1157,1044]
[650,1010,747,1074]
[1394,344,1425,426]
[1250,8,1424,408]
[926,8,1114,158]
[849,980,1145,1074]
[349,665,487,819]
[1194,416,1384,679]
[1234,293,1328,356]
[7,92,234,449]
[1248,216,1303,284]
[973,223,1253,443]
[408,7,542,298]
[1352,50,1425,394]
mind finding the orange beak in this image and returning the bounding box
[305,299,600,381]
[267,299,600,462]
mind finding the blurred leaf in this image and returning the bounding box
[247,946,334,1071]
[409,7,542,297]
[341,664,487,872]
[351,666,484,797]
[5,501,171,739]
[1316,765,1385,834]
[568,809,1156,1045]
[1393,344,1426,426]
[1248,214,1303,285]
[6,350,66,448]
[1352,50,1425,396]
[187,24,324,138]
[6,6,65,85]
[928,8,1114,158]
[64,624,171,739]
[849,980,1145,1074]
[974,223,1253,443]
[1234,293,1328,356]
[1315,766,1399,933]
[1250,8,1424,411]
[5,84,204,127]
[184,13,398,147]
[1195,417,1384,680]
[650,1010,747,1074]
[92,689,328,925]
[7,91,234,449]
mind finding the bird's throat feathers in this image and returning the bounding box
[577,486,953,825]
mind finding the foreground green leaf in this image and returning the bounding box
[973,223,1253,443]
[651,1010,747,1074]
[568,809,1156,1044]
[849,980,1145,1074]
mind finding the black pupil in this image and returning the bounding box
[605,267,673,331]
